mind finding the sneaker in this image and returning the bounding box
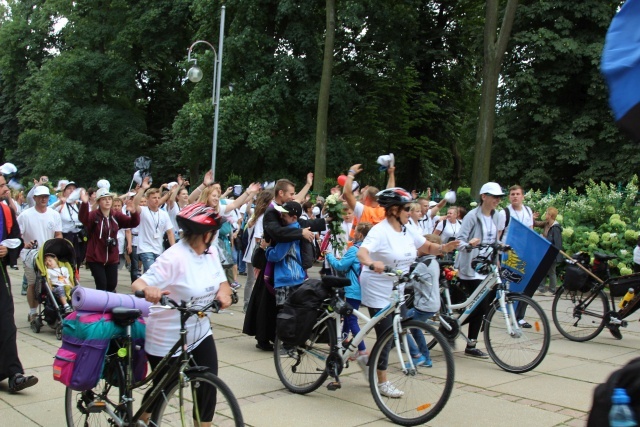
[230,281,242,290]
[535,289,547,296]
[547,289,557,296]
[356,354,369,384]
[64,306,74,314]
[379,381,404,398]
[608,326,623,340]
[239,271,247,276]
[28,313,37,323]
[8,374,38,393]
[465,346,489,359]
[10,265,18,270]
[404,354,432,369]
[518,319,532,329]
[255,341,274,351]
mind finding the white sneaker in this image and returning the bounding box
[356,354,369,384]
[379,381,404,398]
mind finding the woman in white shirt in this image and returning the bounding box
[357,188,458,398]
[434,206,462,243]
[133,203,233,425]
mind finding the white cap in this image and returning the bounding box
[376,153,395,170]
[97,179,110,190]
[312,206,321,216]
[167,182,178,190]
[443,190,457,204]
[0,163,17,175]
[479,182,505,196]
[428,201,437,208]
[33,186,50,197]
[56,179,69,192]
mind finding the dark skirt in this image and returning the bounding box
[242,268,277,344]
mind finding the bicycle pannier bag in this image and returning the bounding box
[276,279,330,346]
[53,312,146,391]
[563,263,591,293]
[608,273,640,298]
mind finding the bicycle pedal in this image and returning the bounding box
[621,321,628,328]
[86,401,106,413]
[326,381,342,391]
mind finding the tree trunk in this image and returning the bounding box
[314,0,336,194]
[471,0,519,196]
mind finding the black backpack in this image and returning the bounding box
[587,357,640,426]
[276,279,330,346]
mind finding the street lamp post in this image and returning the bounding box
[186,6,226,180]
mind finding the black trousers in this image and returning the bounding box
[87,262,119,292]
[145,335,218,422]
[459,279,494,343]
[0,270,23,382]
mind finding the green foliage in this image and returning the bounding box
[524,176,640,270]
[493,0,632,190]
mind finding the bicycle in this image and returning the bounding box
[64,292,243,427]
[273,267,455,426]
[552,251,640,342]
[431,242,551,373]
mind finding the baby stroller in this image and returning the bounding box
[30,238,79,340]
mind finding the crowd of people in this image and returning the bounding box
[0,158,566,405]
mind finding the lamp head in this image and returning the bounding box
[187,64,203,83]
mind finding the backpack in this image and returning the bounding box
[587,357,640,426]
[500,206,533,239]
[276,279,331,346]
[300,238,317,270]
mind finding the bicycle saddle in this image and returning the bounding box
[112,307,142,326]
[321,276,351,289]
[593,252,617,261]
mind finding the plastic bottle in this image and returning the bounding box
[609,388,637,427]
[619,288,635,309]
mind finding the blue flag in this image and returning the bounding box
[502,218,559,295]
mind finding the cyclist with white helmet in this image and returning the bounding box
[357,187,459,398]
[133,203,233,425]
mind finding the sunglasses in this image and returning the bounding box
[402,205,412,212]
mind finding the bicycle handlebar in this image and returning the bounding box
[462,242,511,253]
[134,290,221,314]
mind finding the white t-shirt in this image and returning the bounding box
[419,211,440,235]
[47,266,71,287]
[60,202,82,233]
[242,214,265,264]
[166,202,181,238]
[436,219,462,243]
[360,219,426,308]
[142,240,226,356]
[137,206,173,255]
[18,207,62,260]
[634,246,640,265]
[498,205,534,242]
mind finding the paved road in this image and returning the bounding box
[1,265,638,426]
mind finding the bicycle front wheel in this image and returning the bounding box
[484,293,550,373]
[369,319,454,426]
[65,378,126,427]
[273,316,336,394]
[150,371,243,427]
[552,286,609,342]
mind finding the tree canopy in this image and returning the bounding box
[0,0,630,194]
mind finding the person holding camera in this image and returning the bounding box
[79,188,140,292]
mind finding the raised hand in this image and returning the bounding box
[348,164,363,176]
[203,170,214,186]
[306,172,313,186]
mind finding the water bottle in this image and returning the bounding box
[609,388,637,427]
[619,288,635,309]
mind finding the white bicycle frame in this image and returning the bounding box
[440,263,521,341]
[312,280,421,371]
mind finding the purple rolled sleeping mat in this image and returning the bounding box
[71,286,152,317]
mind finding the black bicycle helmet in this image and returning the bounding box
[176,203,225,235]
[376,187,413,208]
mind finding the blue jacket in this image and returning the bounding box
[266,223,305,288]
[325,243,362,301]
